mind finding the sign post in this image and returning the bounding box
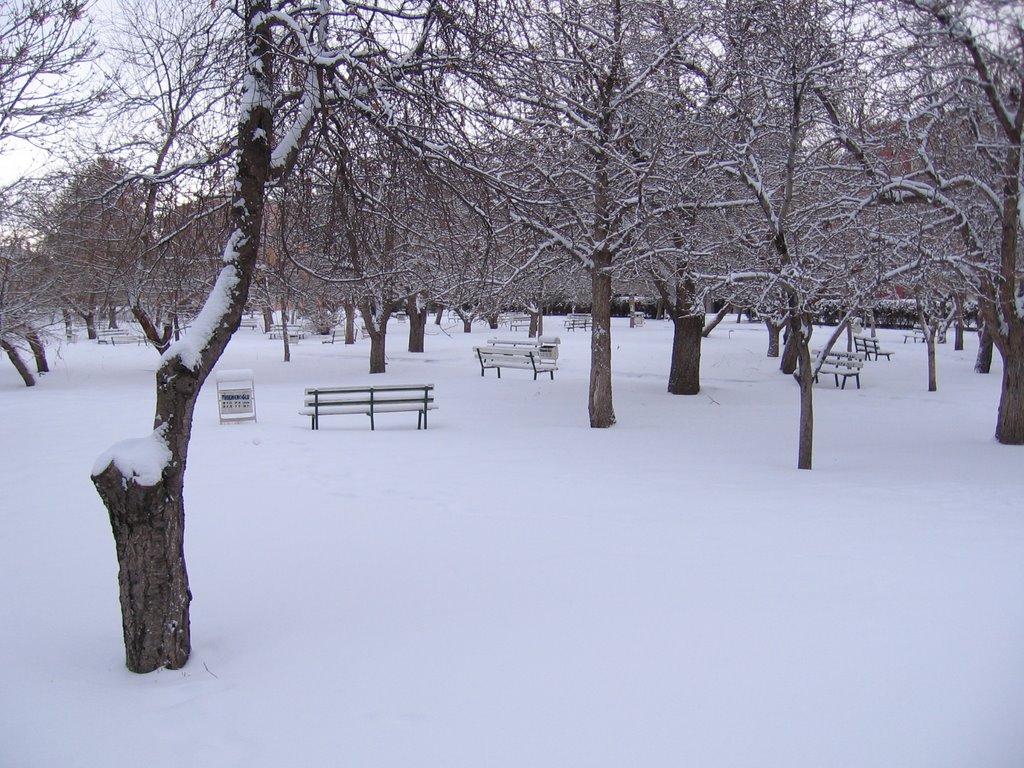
[216,369,257,425]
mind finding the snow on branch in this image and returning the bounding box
[92,426,172,487]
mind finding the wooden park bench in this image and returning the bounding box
[300,384,436,430]
[564,313,592,330]
[267,324,305,342]
[853,335,895,361]
[813,350,866,389]
[96,328,140,345]
[321,328,352,344]
[903,328,926,344]
[474,341,558,380]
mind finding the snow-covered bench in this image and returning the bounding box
[903,328,926,343]
[564,313,591,330]
[267,325,305,341]
[96,328,140,345]
[300,384,436,430]
[813,350,865,389]
[474,343,558,380]
[853,335,894,361]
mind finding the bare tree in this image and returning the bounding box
[491,0,696,427]
[89,0,502,672]
[0,0,101,165]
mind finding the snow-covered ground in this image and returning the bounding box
[2,316,1023,768]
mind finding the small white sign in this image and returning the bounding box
[216,369,257,424]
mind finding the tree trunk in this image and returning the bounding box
[487,313,498,330]
[407,295,427,353]
[995,332,1024,444]
[92,0,275,673]
[93,438,192,673]
[280,297,291,363]
[434,303,444,325]
[0,339,36,386]
[795,334,814,470]
[765,319,783,358]
[27,332,49,373]
[953,296,965,351]
[668,314,702,395]
[588,263,615,428]
[925,335,937,391]
[528,307,543,338]
[462,316,472,333]
[976,325,993,373]
[63,309,75,342]
[108,306,119,330]
[780,326,800,374]
[919,308,937,392]
[342,302,356,344]
[362,303,391,373]
[83,311,97,340]
[261,306,274,333]
[368,330,386,373]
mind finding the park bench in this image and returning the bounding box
[238,317,261,330]
[321,328,351,344]
[853,335,895,361]
[813,350,866,389]
[267,325,305,341]
[96,328,139,345]
[564,313,592,330]
[300,384,436,430]
[903,328,926,343]
[497,313,531,331]
[474,341,558,380]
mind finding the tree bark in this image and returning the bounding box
[976,325,993,373]
[362,302,392,373]
[280,296,291,363]
[668,314,702,395]
[343,302,356,344]
[919,307,937,392]
[1,339,36,386]
[780,326,800,374]
[368,330,386,372]
[82,311,97,340]
[407,295,427,353]
[63,309,75,342]
[765,319,783,357]
[589,262,615,428]
[795,332,814,470]
[528,307,543,338]
[27,332,49,373]
[995,332,1024,444]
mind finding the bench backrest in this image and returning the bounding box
[304,385,434,406]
